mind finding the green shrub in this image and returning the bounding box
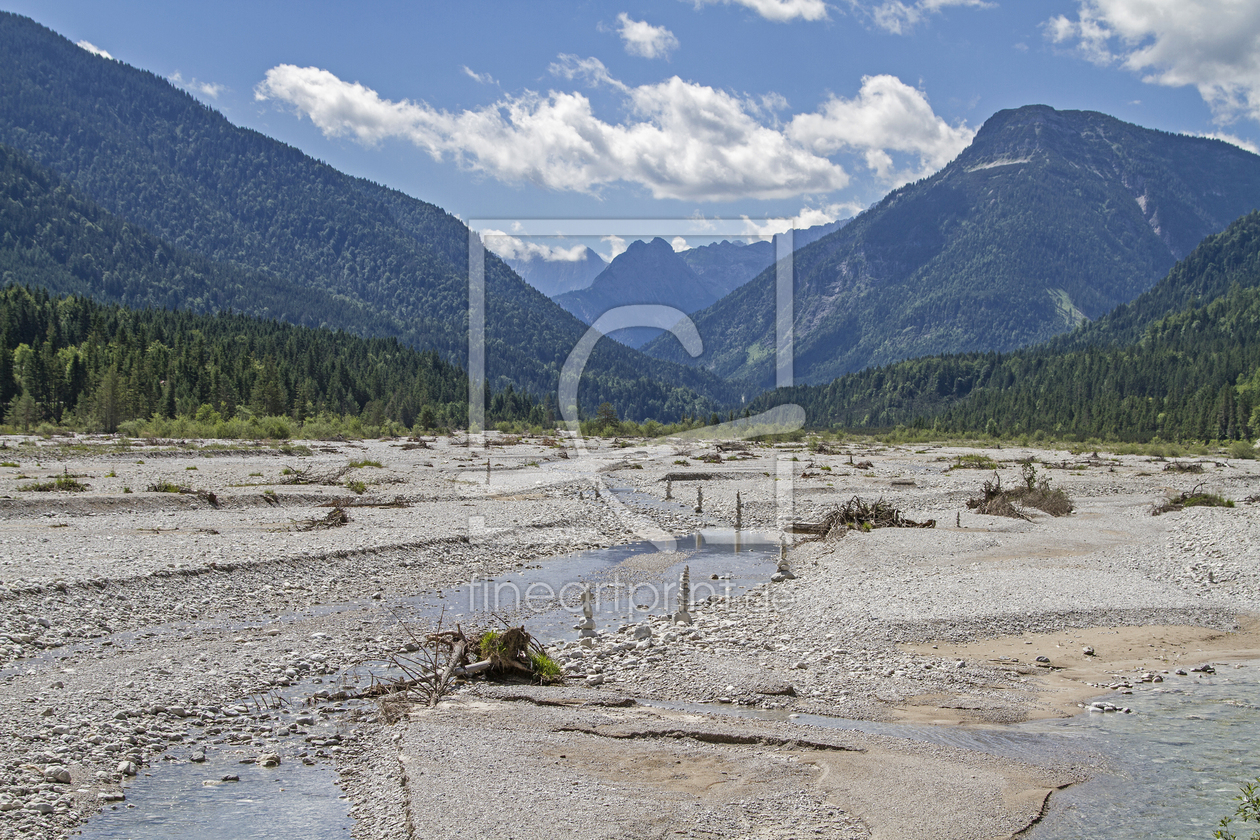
[1153,489,1234,515]
[948,453,999,471]
[1228,440,1257,460]
[147,481,191,494]
[346,479,367,494]
[19,473,88,492]
[1215,777,1260,840]
[348,459,383,469]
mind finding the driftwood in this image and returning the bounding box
[660,472,717,482]
[317,495,409,509]
[144,483,219,507]
[277,465,350,486]
[791,495,935,538]
[291,507,351,531]
[967,468,1073,519]
[966,473,1030,520]
[341,617,560,712]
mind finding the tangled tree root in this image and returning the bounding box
[291,507,351,531]
[967,465,1074,520]
[966,474,1030,520]
[344,616,563,712]
[792,496,935,538]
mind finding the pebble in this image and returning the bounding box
[44,766,71,784]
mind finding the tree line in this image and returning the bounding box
[0,284,563,435]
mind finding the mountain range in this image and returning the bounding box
[0,11,731,421]
[3,10,1260,436]
[749,210,1260,442]
[552,220,847,348]
[644,105,1260,388]
[505,246,607,298]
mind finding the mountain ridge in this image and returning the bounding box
[0,11,733,420]
[643,104,1260,388]
[748,210,1260,441]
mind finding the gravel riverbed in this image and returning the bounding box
[0,433,1256,838]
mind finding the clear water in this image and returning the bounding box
[76,748,352,839]
[65,495,1260,839]
[72,530,779,839]
[396,528,780,641]
[654,665,1260,839]
[1024,664,1260,840]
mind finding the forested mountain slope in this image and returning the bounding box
[749,212,1260,442]
[0,12,729,420]
[646,105,1260,388]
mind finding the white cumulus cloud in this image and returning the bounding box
[742,201,863,239]
[601,234,629,260]
[482,231,588,262]
[169,71,226,100]
[255,61,847,201]
[616,13,680,59]
[76,40,112,59]
[689,0,830,23]
[788,74,974,183]
[1045,0,1260,125]
[255,61,968,201]
[850,0,993,35]
[1195,131,1260,154]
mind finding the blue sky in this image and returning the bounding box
[7,1,1260,255]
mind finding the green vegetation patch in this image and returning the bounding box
[147,481,192,494]
[19,473,88,492]
[948,453,999,471]
[1153,486,1235,516]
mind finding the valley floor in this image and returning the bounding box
[0,433,1256,839]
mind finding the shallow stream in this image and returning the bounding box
[73,528,779,839]
[71,524,1260,840]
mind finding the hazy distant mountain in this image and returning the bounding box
[644,105,1260,387]
[505,246,606,297]
[553,221,850,348]
[679,219,847,301]
[0,11,733,419]
[554,238,712,347]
